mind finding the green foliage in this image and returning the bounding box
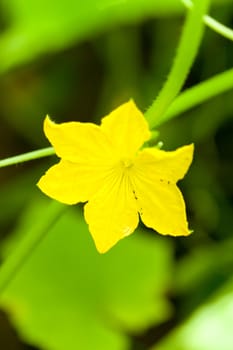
[0,0,231,73]
[0,0,183,73]
[153,281,233,350]
[0,198,172,350]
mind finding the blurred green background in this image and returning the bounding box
[0,0,233,349]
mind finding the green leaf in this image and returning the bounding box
[152,280,233,350]
[0,197,173,350]
[150,237,233,350]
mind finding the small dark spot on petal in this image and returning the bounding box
[132,190,138,200]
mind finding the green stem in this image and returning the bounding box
[0,147,55,168]
[0,201,66,296]
[145,0,210,129]
[182,0,233,41]
[156,67,233,126]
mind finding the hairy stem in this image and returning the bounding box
[182,0,233,41]
[145,0,210,128]
[159,67,233,126]
[0,147,55,168]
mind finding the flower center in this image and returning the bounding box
[121,158,134,169]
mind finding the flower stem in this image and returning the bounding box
[182,0,233,41]
[0,147,55,168]
[0,201,66,296]
[145,0,210,129]
[157,67,233,126]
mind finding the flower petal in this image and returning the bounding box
[132,175,190,236]
[131,145,193,236]
[44,116,116,164]
[37,160,113,204]
[101,100,151,158]
[84,172,139,253]
[135,144,194,183]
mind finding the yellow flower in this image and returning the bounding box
[38,100,194,253]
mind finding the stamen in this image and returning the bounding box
[121,158,134,168]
